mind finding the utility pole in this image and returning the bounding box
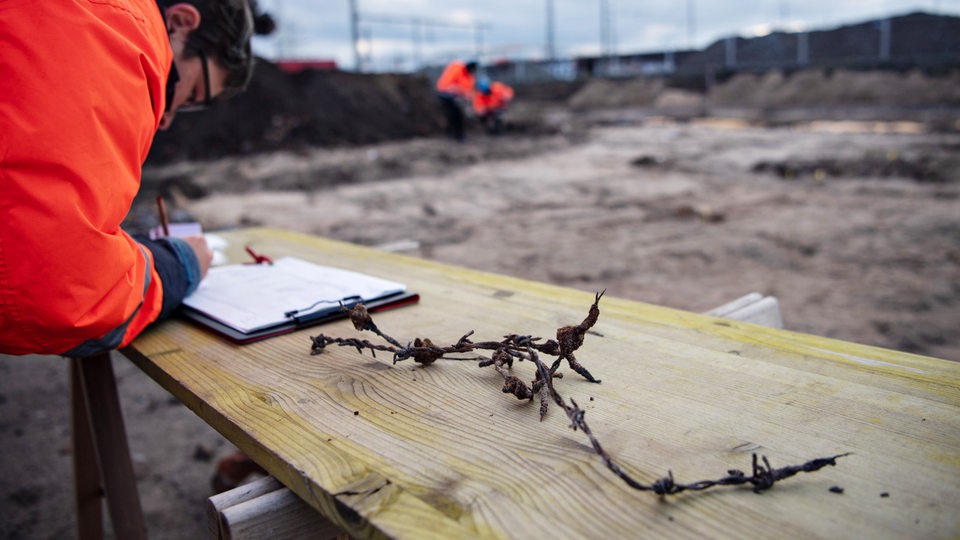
[349,0,361,71]
[274,0,284,58]
[687,0,696,49]
[797,31,809,65]
[545,0,555,60]
[879,17,892,61]
[599,0,610,56]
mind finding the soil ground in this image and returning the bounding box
[149,113,960,362]
[2,71,959,539]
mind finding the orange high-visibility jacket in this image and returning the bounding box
[473,82,515,116]
[435,61,476,99]
[0,0,174,355]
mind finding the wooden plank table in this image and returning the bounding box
[121,227,960,539]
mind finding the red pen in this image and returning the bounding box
[156,195,169,237]
[244,245,273,265]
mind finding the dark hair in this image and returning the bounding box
[176,0,256,99]
[465,61,478,73]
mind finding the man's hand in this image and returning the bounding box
[180,235,213,279]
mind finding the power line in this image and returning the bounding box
[352,11,490,71]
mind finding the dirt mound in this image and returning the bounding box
[709,69,960,108]
[567,77,667,109]
[564,68,960,112]
[147,61,447,165]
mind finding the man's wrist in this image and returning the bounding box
[162,237,202,296]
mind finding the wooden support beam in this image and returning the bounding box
[207,475,349,540]
[71,353,148,540]
[70,359,104,539]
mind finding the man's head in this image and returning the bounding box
[465,61,478,74]
[160,0,255,129]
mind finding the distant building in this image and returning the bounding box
[675,11,960,78]
[439,11,960,86]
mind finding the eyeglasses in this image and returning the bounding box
[177,49,213,113]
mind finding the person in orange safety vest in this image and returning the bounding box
[0,0,256,357]
[472,79,515,134]
[435,60,478,141]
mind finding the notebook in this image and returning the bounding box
[180,256,419,343]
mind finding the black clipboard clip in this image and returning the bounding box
[244,245,273,265]
[284,295,363,320]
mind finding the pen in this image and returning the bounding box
[244,245,273,265]
[156,195,169,237]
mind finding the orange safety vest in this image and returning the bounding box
[435,61,476,99]
[473,82,515,116]
[0,0,172,355]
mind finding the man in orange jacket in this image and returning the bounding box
[473,79,515,134]
[435,60,477,141]
[0,0,255,357]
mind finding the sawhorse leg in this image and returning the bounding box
[70,352,148,540]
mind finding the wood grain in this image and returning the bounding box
[123,228,960,539]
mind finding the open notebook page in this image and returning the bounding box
[182,257,405,333]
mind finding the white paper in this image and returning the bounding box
[182,257,405,333]
[149,222,203,240]
[203,233,229,266]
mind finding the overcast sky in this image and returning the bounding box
[251,0,959,70]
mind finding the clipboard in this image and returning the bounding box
[178,256,419,344]
[181,290,419,344]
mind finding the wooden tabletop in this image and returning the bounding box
[123,227,960,539]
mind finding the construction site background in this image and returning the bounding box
[148,11,960,166]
